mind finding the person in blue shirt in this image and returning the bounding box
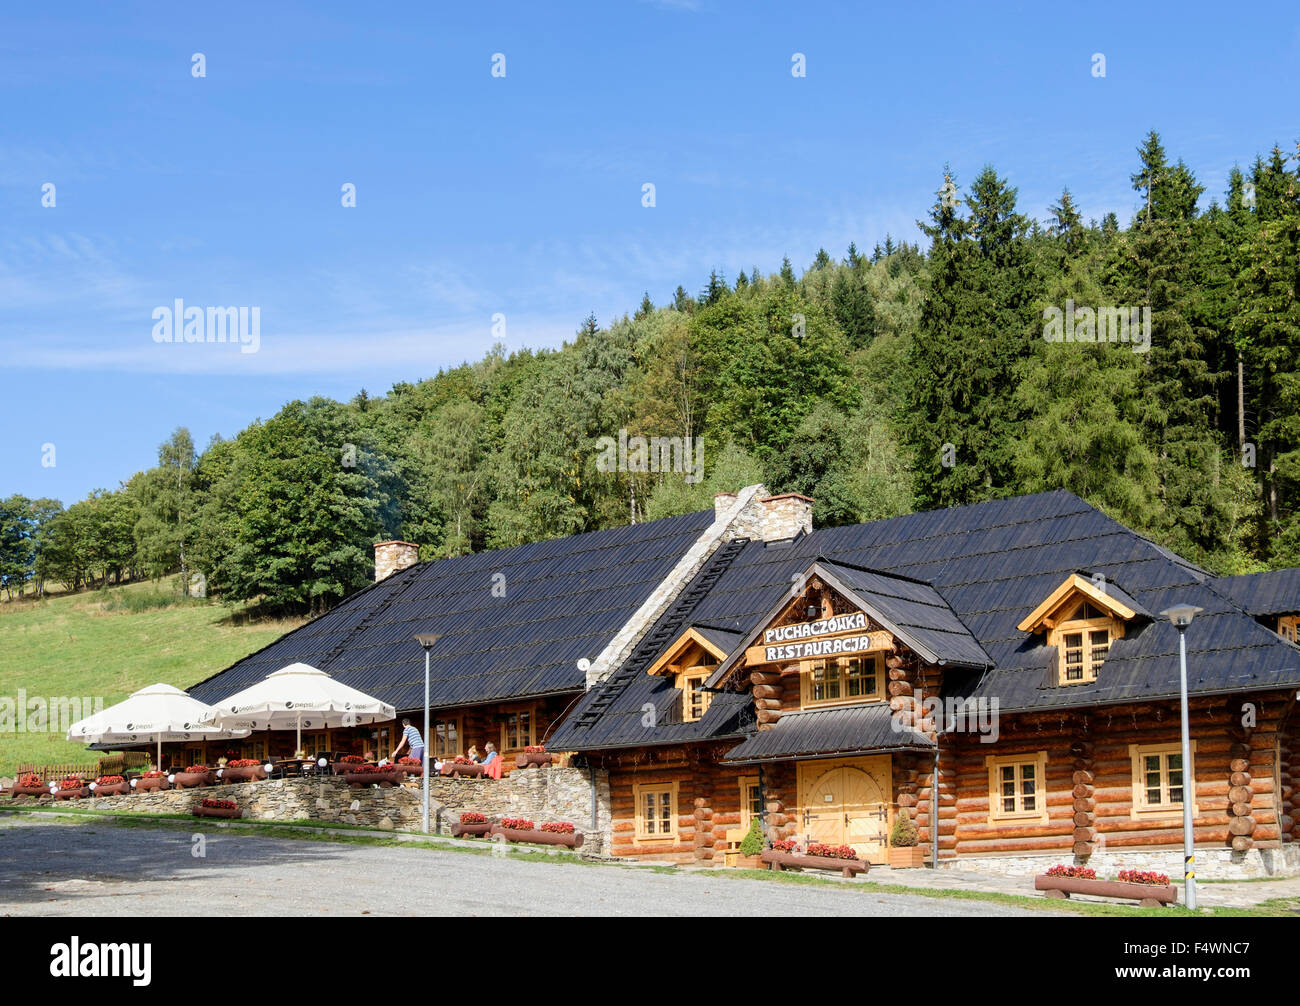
[481,742,498,765]
[392,718,425,766]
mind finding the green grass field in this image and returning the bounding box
[0,578,304,776]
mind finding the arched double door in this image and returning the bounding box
[797,756,892,864]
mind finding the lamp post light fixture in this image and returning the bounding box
[414,633,442,834]
[1159,602,1203,911]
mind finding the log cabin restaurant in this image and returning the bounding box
[183,484,1300,876]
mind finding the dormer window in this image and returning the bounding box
[644,628,729,723]
[1056,602,1113,684]
[1279,615,1298,643]
[1017,574,1141,687]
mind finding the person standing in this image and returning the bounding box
[393,718,425,766]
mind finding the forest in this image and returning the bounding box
[3,131,1298,613]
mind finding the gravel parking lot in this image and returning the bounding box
[0,814,1053,917]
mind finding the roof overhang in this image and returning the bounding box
[1016,573,1140,634]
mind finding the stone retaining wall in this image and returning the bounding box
[940,845,1300,880]
[15,765,614,854]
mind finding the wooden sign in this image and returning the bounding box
[745,628,893,666]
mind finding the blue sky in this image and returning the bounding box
[4,0,1299,504]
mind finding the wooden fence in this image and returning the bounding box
[15,752,152,781]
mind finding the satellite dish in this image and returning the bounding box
[577,658,591,672]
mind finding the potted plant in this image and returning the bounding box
[221,758,267,783]
[135,770,170,792]
[761,839,867,878]
[172,764,216,789]
[91,775,130,797]
[729,818,766,869]
[489,817,585,849]
[450,811,494,838]
[192,797,243,820]
[1034,864,1178,906]
[334,754,366,776]
[440,756,485,778]
[10,773,49,798]
[888,809,925,868]
[392,756,424,776]
[343,763,403,787]
[514,744,552,769]
[54,775,90,800]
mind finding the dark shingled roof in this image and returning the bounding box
[188,509,716,713]
[722,704,933,764]
[1212,569,1300,618]
[556,489,1300,751]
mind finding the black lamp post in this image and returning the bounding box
[414,633,441,834]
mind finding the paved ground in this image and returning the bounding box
[0,815,1052,917]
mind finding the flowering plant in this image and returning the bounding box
[772,839,799,852]
[340,755,364,763]
[346,763,380,773]
[460,811,487,824]
[540,821,575,834]
[96,775,125,785]
[453,756,471,764]
[201,798,237,810]
[59,776,84,791]
[229,759,261,768]
[396,756,420,765]
[807,843,858,861]
[524,745,546,753]
[1045,864,1097,879]
[18,774,42,788]
[501,817,535,830]
[183,765,208,774]
[1117,869,1169,886]
[144,770,166,779]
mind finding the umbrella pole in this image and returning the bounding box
[296,711,302,757]
[156,734,162,770]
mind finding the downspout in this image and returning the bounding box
[589,764,599,854]
[932,730,940,868]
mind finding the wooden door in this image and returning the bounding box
[799,757,892,864]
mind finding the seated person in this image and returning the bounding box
[481,742,498,765]
[467,745,481,763]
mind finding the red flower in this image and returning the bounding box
[346,763,381,773]
[59,776,84,791]
[807,843,859,861]
[1118,869,1169,886]
[229,759,261,768]
[501,817,535,830]
[460,812,487,824]
[95,776,124,785]
[18,774,42,788]
[184,765,208,774]
[453,756,471,764]
[1045,864,1097,879]
[524,745,546,753]
[539,821,575,834]
[143,770,166,779]
[200,798,237,810]
[772,839,799,852]
[397,757,420,765]
[340,755,364,764]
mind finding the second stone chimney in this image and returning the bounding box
[756,493,814,542]
[374,540,420,582]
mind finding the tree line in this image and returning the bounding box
[3,130,1297,612]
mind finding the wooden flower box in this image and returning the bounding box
[888,846,927,869]
[514,751,553,770]
[488,824,584,849]
[440,762,486,778]
[171,770,216,789]
[391,761,424,777]
[135,776,170,792]
[91,781,131,797]
[333,761,365,776]
[54,785,91,800]
[192,803,243,820]
[724,852,765,869]
[220,765,267,783]
[10,783,51,799]
[760,850,868,878]
[345,770,404,787]
[450,820,494,838]
[1034,874,1178,907]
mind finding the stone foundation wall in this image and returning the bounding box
[941,845,1300,880]
[55,765,614,854]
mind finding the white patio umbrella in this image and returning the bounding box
[66,682,251,768]
[201,662,396,756]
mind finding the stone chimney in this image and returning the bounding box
[374,540,420,582]
[756,493,814,542]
